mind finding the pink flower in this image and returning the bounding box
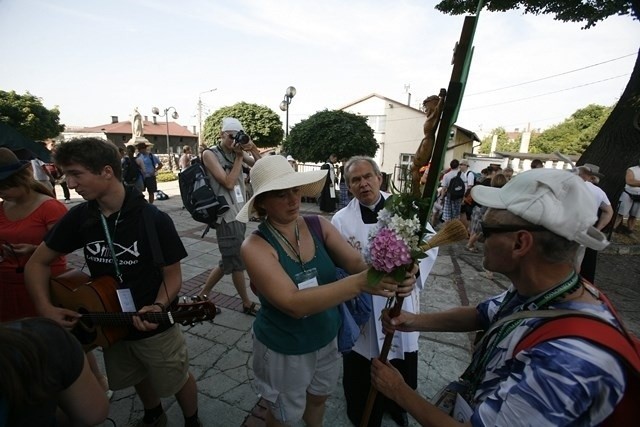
[369,228,412,273]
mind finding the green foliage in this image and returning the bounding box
[0,90,65,141]
[156,170,177,182]
[478,127,520,154]
[202,102,284,149]
[282,110,378,163]
[435,1,636,29]
[530,104,612,154]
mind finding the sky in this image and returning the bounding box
[1,0,638,138]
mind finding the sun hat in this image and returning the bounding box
[578,163,604,179]
[0,147,31,181]
[236,156,327,223]
[286,155,295,162]
[471,168,608,250]
[129,141,154,148]
[221,117,244,132]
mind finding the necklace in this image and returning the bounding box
[265,219,305,271]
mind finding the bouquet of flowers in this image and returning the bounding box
[364,192,431,285]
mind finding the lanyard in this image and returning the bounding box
[216,144,236,165]
[461,271,581,397]
[265,220,306,272]
[99,211,124,285]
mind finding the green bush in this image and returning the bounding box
[156,171,177,182]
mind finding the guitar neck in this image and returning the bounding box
[81,311,175,327]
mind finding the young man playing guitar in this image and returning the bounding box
[25,138,201,427]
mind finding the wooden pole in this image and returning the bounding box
[359,15,480,427]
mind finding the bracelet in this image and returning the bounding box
[152,302,166,312]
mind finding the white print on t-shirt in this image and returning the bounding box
[85,239,141,266]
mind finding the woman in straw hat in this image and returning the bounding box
[0,147,67,321]
[237,155,417,427]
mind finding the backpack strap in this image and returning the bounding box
[513,315,640,427]
[303,215,324,244]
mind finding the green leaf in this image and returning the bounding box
[391,266,407,282]
[367,268,385,286]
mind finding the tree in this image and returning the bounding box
[0,90,65,141]
[281,110,378,163]
[529,104,613,154]
[436,0,640,205]
[202,102,284,148]
[478,127,520,154]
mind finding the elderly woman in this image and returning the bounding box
[237,155,416,427]
[0,148,67,321]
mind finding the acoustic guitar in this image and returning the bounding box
[50,269,217,351]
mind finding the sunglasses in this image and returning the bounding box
[480,222,547,238]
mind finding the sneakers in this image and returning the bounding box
[64,199,71,204]
[136,413,167,427]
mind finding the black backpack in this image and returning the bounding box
[447,171,465,200]
[178,150,230,229]
[122,157,140,185]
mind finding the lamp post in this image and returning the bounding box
[152,106,179,170]
[198,88,217,153]
[279,86,296,139]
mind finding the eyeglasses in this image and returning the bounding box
[480,222,547,238]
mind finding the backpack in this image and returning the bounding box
[122,157,140,185]
[178,150,229,229]
[447,171,465,200]
[42,163,62,180]
[512,283,640,426]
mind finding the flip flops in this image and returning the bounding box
[243,302,259,316]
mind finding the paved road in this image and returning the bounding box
[58,179,639,427]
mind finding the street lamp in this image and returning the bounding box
[152,106,179,170]
[279,86,296,138]
[198,88,217,152]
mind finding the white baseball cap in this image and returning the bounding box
[471,168,608,250]
[221,117,244,132]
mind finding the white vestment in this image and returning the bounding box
[331,192,438,360]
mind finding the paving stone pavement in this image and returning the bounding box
[57,179,639,427]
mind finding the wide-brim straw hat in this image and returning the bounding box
[236,155,327,223]
[0,147,31,181]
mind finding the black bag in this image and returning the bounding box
[448,171,465,200]
[122,157,141,185]
[626,190,640,202]
[178,153,229,226]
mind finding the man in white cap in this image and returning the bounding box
[613,159,640,235]
[370,168,630,426]
[198,118,262,315]
[576,163,613,283]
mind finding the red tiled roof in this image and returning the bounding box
[83,120,195,137]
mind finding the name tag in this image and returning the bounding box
[116,288,137,312]
[234,184,245,203]
[295,268,319,290]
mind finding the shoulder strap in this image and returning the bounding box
[303,215,324,244]
[142,204,165,267]
[514,316,640,373]
[513,315,640,427]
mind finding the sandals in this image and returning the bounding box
[466,246,479,253]
[243,302,259,316]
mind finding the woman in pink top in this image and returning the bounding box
[0,148,67,321]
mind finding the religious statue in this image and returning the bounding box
[411,88,446,196]
[132,108,144,137]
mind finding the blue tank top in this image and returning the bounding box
[253,217,341,355]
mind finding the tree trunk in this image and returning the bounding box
[578,47,640,207]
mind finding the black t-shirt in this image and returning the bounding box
[2,318,84,426]
[45,187,188,339]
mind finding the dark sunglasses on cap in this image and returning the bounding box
[480,222,547,239]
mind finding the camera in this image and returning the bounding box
[233,130,250,145]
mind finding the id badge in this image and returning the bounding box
[295,268,318,290]
[234,184,245,203]
[116,288,137,312]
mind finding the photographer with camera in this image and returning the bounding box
[198,118,262,316]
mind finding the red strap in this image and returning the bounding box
[514,317,640,426]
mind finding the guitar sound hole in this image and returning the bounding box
[72,307,97,346]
